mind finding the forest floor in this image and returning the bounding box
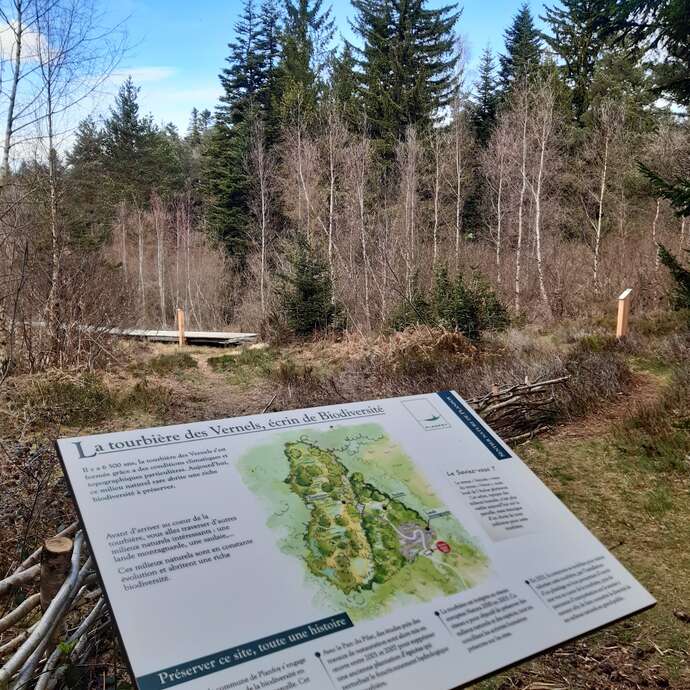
[0,314,688,689]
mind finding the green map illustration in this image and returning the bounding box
[237,424,489,620]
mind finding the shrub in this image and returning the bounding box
[12,372,174,428]
[18,372,115,426]
[658,244,690,314]
[208,348,275,382]
[146,352,197,376]
[389,266,509,340]
[387,277,431,331]
[274,236,344,337]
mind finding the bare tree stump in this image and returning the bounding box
[40,537,73,612]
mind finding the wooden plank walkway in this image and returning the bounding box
[109,328,258,346]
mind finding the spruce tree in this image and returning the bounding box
[658,245,690,313]
[203,119,252,259]
[198,109,213,131]
[66,117,109,246]
[102,78,159,206]
[218,0,265,126]
[499,3,543,93]
[601,0,690,108]
[542,0,608,123]
[187,108,202,147]
[351,0,461,152]
[205,0,280,260]
[276,234,341,336]
[256,0,282,141]
[330,43,360,124]
[279,0,335,120]
[472,46,499,146]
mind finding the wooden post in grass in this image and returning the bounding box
[177,308,186,347]
[616,288,632,339]
[40,536,74,645]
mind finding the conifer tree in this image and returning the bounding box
[187,108,202,147]
[102,78,160,206]
[218,0,265,126]
[542,0,608,123]
[198,109,213,131]
[66,117,109,246]
[256,0,282,140]
[276,234,341,335]
[203,119,252,259]
[351,0,461,152]
[330,43,360,124]
[279,0,334,119]
[499,3,543,93]
[472,46,499,146]
[205,0,281,260]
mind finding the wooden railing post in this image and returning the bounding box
[616,288,632,339]
[40,536,73,643]
[177,308,186,347]
[40,537,73,612]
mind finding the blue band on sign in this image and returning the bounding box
[136,612,353,690]
[437,391,511,461]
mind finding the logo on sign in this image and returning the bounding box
[402,399,451,431]
[436,541,451,554]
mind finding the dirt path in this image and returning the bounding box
[554,369,665,441]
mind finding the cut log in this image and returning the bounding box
[40,537,73,612]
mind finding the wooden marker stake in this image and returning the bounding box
[40,537,73,612]
[177,308,186,347]
[616,288,632,339]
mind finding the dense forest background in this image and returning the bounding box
[0,0,688,367]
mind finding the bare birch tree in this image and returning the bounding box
[527,81,556,314]
[582,99,626,285]
[249,117,275,314]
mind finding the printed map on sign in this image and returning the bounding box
[238,423,489,620]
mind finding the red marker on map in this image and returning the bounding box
[436,540,451,553]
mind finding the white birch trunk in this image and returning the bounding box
[515,116,528,313]
[155,208,166,326]
[1,1,23,182]
[432,136,440,268]
[652,197,661,269]
[593,136,609,285]
[495,152,504,286]
[533,113,551,312]
[138,212,146,322]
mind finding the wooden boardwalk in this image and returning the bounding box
[109,328,258,346]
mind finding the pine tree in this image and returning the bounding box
[256,0,282,141]
[102,78,157,206]
[472,46,499,146]
[66,117,109,246]
[351,0,461,152]
[275,234,341,335]
[187,108,202,147]
[499,3,543,93]
[330,43,360,124]
[542,0,608,123]
[203,118,252,259]
[658,244,690,313]
[600,0,690,108]
[218,0,265,126]
[349,0,394,141]
[205,0,281,260]
[279,0,335,120]
[198,109,213,131]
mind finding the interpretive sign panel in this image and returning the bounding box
[57,391,655,690]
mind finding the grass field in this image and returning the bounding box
[0,314,688,689]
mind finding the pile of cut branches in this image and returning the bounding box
[0,526,110,690]
[469,375,571,443]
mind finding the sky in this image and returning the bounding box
[103,0,547,134]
